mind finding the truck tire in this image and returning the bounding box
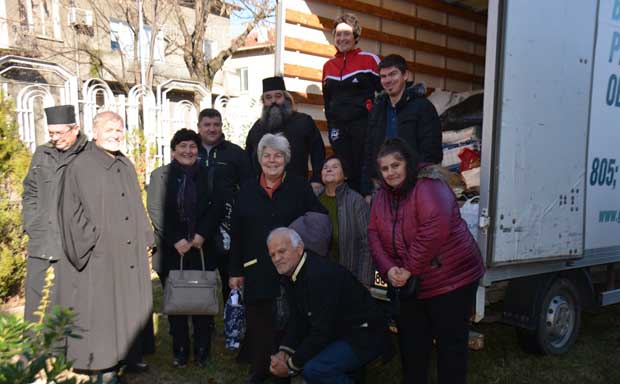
[516,278,581,355]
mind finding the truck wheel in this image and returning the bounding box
[516,278,581,354]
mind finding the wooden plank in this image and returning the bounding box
[316,119,327,132]
[405,0,487,24]
[285,36,335,58]
[291,90,324,106]
[284,40,484,84]
[306,0,486,45]
[291,88,436,109]
[284,63,324,82]
[286,9,485,65]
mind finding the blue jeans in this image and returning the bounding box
[302,340,364,384]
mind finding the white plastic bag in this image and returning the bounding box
[460,196,480,241]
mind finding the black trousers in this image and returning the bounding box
[24,257,59,323]
[160,273,214,355]
[328,117,367,193]
[245,299,277,380]
[168,313,213,354]
[397,281,478,384]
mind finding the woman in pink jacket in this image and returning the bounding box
[368,138,484,384]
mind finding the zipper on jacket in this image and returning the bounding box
[391,197,400,261]
[340,53,347,80]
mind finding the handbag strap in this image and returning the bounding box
[178,248,207,272]
[198,248,206,271]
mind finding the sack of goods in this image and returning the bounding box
[460,196,480,240]
[224,288,246,350]
[429,89,484,196]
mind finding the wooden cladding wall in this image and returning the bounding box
[281,0,487,146]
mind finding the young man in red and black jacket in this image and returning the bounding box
[322,14,382,193]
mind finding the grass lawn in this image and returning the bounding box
[124,279,620,384]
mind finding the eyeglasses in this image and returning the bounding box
[48,125,75,139]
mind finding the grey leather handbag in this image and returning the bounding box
[163,249,219,315]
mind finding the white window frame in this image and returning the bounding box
[239,67,249,93]
[24,0,62,40]
[110,18,165,63]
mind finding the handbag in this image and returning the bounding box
[392,276,419,299]
[387,276,419,317]
[163,248,219,315]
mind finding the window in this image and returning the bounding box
[110,19,165,63]
[25,0,61,40]
[239,67,249,93]
[204,39,218,61]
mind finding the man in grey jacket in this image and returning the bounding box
[22,105,88,322]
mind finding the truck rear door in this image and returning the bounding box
[481,0,596,266]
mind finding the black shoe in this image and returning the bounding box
[195,347,209,368]
[173,347,188,368]
[124,361,149,373]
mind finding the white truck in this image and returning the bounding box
[276,0,620,354]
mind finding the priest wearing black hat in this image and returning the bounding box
[22,104,89,322]
[245,76,325,194]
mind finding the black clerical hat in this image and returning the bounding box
[262,76,286,93]
[44,105,76,125]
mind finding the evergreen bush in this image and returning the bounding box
[0,94,30,302]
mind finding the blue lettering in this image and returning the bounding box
[614,0,620,21]
[611,32,620,64]
[607,74,618,106]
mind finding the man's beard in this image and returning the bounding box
[260,100,293,131]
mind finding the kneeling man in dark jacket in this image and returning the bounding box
[267,227,387,383]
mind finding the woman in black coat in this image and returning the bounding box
[147,129,223,368]
[229,133,326,383]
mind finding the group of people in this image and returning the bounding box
[22,12,484,384]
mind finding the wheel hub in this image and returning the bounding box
[545,295,574,347]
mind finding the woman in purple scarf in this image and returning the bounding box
[147,129,224,368]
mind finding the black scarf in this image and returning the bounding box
[171,160,200,239]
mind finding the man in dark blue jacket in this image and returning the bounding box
[267,227,387,383]
[361,54,442,197]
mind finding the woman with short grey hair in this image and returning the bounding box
[229,133,326,383]
[257,133,291,166]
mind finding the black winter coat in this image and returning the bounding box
[22,134,89,322]
[245,112,325,183]
[280,251,387,369]
[22,133,89,260]
[229,174,326,303]
[361,84,442,195]
[197,138,253,198]
[146,163,224,277]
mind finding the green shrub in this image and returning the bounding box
[0,267,84,384]
[0,94,31,301]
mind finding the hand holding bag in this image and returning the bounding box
[163,248,219,315]
[387,276,419,317]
